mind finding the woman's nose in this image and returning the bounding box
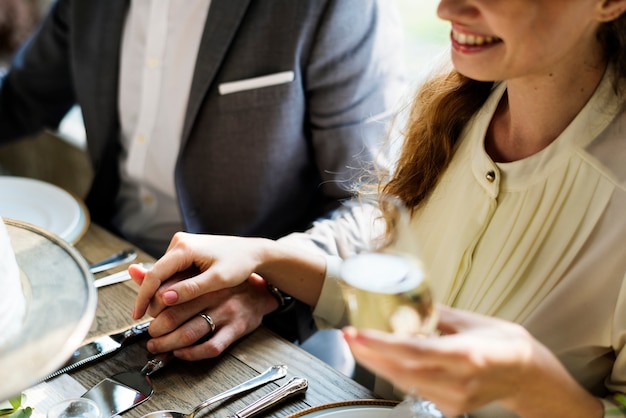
[437,0,477,21]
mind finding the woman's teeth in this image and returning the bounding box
[452,29,501,46]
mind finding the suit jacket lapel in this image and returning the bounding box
[181,0,252,144]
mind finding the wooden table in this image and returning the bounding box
[65,224,374,417]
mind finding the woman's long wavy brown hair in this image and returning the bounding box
[375,13,626,220]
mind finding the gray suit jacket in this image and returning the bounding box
[0,0,404,241]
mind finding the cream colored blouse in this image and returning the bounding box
[281,67,626,417]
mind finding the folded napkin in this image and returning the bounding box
[22,375,85,418]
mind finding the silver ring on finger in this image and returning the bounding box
[199,313,216,334]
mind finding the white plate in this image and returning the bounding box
[0,219,96,402]
[0,176,89,243]
[288,400,398,418]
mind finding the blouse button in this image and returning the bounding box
[486,171,496,182]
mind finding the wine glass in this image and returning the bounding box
[47,398,102,418]
[339,195,466,418]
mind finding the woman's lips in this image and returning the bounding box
[450,28,502,52]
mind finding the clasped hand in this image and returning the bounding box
[129,232,279,361]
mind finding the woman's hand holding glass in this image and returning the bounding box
[343,304,603,417]
[338,197,601,417]
[338,196,462,417]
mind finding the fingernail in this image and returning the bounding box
[342,326,358,340]
[146,340,155,353]
[163,290,178,304]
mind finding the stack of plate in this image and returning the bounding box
[0,176,89,244]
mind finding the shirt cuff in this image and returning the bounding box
[312,255,347,328]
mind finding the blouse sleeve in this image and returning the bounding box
[277,200,384,327]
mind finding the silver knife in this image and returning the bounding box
[43,321,152,381]
[94,269,132,288]
[93,262,154,288]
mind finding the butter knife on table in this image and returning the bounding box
[42,321,152,381]
[94,269,132,288]
[93,262,153,288]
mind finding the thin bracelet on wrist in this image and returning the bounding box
[266,281,295,314]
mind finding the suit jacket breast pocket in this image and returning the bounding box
[217,71,298,112]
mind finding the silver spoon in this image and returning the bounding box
[140,365,289,418]
[89,248,137,273]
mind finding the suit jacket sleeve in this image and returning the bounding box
[0,0,75,141]
[304,0,406,199]
[262,0,406,342]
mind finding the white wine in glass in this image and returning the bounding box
[339,196,466,418]
[340,252,436,337]
[340,252,446,418]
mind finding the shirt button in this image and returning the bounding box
[486,171,496,182]
[142,193,154,204]
[136,134,146,144]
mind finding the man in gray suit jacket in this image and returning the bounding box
[0,0,404,341]
[0,0,404,248]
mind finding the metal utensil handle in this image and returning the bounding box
[191,365,288,416]
[110,320,151,344]
[141,352,175,376]
[90,248,137,273]
[232,377,308,418]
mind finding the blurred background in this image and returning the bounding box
[396,0,448,74]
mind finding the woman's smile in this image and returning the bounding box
[450,27,502,53]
